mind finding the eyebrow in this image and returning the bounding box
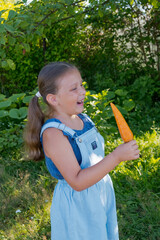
[69,80,83,87]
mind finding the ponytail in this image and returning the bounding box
[24,61,78,161]
[24,96,45,161]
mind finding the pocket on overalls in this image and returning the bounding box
[83,131,104,166]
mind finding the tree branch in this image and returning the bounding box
[32,0,110,32]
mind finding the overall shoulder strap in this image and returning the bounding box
[81,113,95,126]
[40,122,77,139]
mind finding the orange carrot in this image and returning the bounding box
[110,103,133,142]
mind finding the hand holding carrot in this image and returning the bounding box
[113,140,140,163]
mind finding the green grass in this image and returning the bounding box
[111,130,160,240]
[0,125,160,239]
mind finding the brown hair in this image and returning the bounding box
[24,62,77,161]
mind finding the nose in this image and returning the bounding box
[80,85,86,95]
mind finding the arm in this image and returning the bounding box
[43,128,139,191]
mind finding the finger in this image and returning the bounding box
[129,140,137,147]
[133,153,139,159]
[131,145,139,151]
[135,150,140,155]
[134,145,139,151]
[132,140,138,146]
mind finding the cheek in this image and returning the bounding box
[68,92,78,99]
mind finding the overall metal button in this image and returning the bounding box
[78,138,82,143]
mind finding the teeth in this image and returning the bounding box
[80,100,83,103]
[77,100,84,104]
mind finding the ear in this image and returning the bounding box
[46,93,57,106]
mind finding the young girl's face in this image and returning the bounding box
[54,69,86,116]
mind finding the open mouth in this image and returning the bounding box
[77,100,84,105]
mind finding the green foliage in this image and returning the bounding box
[84,88,136,137]
[0,91,34,155]
[0,92,34,122]
[0,108,159,239]
[130,75,159,107]
[9,107,27,119]
[0,0,159,108]
[0,123,23,152]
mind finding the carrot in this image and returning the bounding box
[110,103,133,142]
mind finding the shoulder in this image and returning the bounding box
[43,127,64,140]
[43,127,70,159]
[43,126,69,146]
[41,118,67,147]
[40,117,66,139]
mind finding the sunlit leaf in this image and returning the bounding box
[6,59,16,70]
[123,99,135,111]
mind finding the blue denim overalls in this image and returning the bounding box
[40,114,119,240]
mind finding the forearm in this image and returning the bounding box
[74,151,119,191]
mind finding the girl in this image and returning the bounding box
[24,62,139,240]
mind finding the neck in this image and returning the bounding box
[52,113,83,130]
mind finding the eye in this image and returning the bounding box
[71,87,77,91]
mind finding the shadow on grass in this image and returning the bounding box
[111,159,160,240]
[0,149,57,239]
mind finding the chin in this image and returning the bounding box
[74,108,84,115]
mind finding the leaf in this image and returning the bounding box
[1,61,8,69]
[123,99,135,111]
[22,96,33,104]
[150,0,159,8]
[0,100,12,109]
[23,43,30,52]
[0,17,5,23]
[14,19,22,28]
[0,49,6,58]
[0,110,8,118]
[115,89,128,97]
[8,93,26,103]
[6,59,16,70]
[0,35,6,45]
[8,10,17,20]
[0,137,5,143]
[130,0,134,5]
[0,94,6,101]
[0,24,6,33]
[4,23,15,33]
[111,3,117,11]
[9,107,27,119]
[98,9,103,18]
[0,10,6,18]
[8,36,16,46]
[106,91,115,100]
